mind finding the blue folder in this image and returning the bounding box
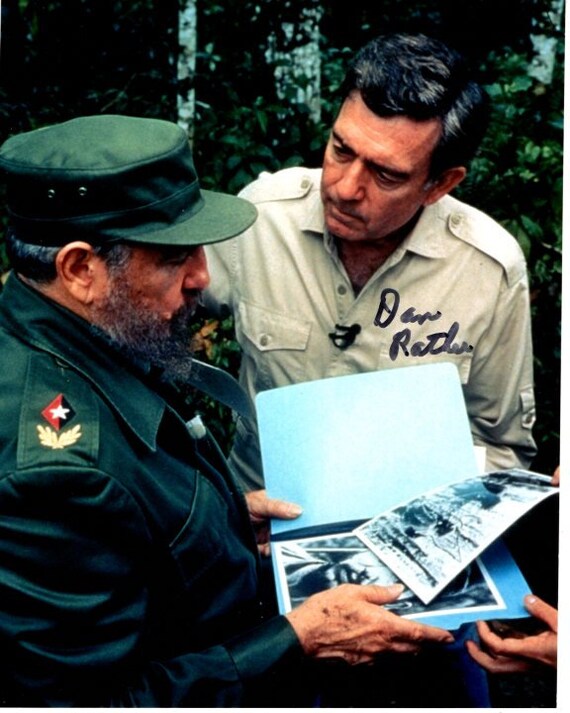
[257,363,531,628]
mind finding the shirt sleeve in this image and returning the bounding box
[0,466,302,707]
[463,269,537,470]
[203,237,240,316]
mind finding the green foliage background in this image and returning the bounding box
[0,0,563,473]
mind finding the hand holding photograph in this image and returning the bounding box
[274,533,505,619]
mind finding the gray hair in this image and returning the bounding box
[339,33,489,178]
[6,229,133,284]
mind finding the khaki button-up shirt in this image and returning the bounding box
[205,167,537,491]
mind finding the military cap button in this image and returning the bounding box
[78,186,88,197]
[47,188,56,199]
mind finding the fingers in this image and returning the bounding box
[551,466,560,486]
[348,583,455,644]
[245,489,303,521]
[524,595,558,631]
[358,584,455,643]
[246,488,301,555]
[286,583,454,663]
[465,639,531,674]
[265,497,303,519]
[361,582,406,604]
[475,619,507,650]
[401,618,455,645]
[258,542,271,557]
[473,618,557,670]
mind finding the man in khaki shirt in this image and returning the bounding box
[205,32,537,495]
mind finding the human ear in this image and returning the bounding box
[423,166,467,206]
[54,242,106,305]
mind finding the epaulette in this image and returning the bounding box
[17,352,100,469]
[238,167,319,204]
[443,196,528,287]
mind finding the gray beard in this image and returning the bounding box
[89,287,198,383]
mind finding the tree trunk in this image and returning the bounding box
[264,0,323,123]
[177,0,198,140]
[528,0,564,84]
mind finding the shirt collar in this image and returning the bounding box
[301,172,449,260]
[301,182,327,236]
[402,201,449,258]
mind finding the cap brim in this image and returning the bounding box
[123,190,257,247]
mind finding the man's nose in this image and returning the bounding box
[336,161,366,201]
[183,246,210,290]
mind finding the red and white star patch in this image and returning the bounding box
[41,394,76,431]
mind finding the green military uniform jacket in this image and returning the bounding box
[0,274,301,706]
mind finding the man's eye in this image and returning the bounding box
[374,170,403,187]
[161,250,194,266]
[332,143,351,158]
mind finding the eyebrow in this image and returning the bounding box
[157,247,196,263]
[331,130,411,182]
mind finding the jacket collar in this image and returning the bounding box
[0,273,166,451]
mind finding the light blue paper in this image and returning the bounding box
[257,362,479,536]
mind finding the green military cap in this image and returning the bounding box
[0,114,257,247]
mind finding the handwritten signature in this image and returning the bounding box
[374,288,473,362]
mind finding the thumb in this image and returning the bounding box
[524,595,558,631]
[362,583,406,604]
[246,489,303,521]
[266,497,303,520]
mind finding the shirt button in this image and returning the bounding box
[259,334,270,347]
[522,409,536,428]
[450,213,462,227]
[300,177,310,189]
[337,284,347,295]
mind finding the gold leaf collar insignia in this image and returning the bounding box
[37,424,82,450]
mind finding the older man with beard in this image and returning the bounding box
[0,115,455,707]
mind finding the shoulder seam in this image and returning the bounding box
[442,196,527,287]
[238,167,320,205]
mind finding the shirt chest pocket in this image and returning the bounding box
[237,300,312,389]
[169,477,257,618]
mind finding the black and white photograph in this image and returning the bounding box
[273,533,505,619]
[357,469,559,603]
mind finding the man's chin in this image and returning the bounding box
[325,212,365,241]
[326,224,366,243]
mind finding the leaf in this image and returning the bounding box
[37,424,82,449]
[58,425,82,448]
[37,425,58,448]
